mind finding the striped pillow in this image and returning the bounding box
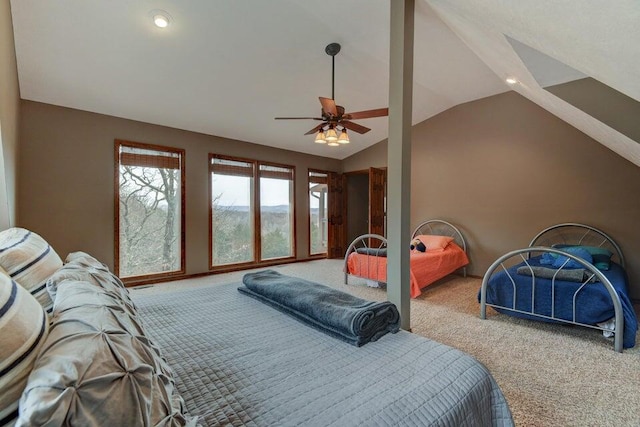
[0,272,49,427]
[0,228,63,313]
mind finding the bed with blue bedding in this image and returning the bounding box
[479,223,638,352]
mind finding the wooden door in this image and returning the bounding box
[327,172,347,259]
[369,167,387,242]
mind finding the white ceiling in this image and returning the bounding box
[9,0,505,160]
[9,1,640,164]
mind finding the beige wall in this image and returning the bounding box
[0,0,20,228]
[18,101,341,276]
[17,93,640,298]
[342,138,387,172]
[343,91,640,299]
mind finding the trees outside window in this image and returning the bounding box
[210,155,295,269]
[115,141,185,279]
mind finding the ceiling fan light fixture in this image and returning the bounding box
[314,130,327,144]
[274,42,388,147]
[337,129,349,144]
[325,126,338,142]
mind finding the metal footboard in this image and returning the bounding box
[343,233,388,285]
[480,246,625,353]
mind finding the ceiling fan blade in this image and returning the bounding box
[341,120,370,134]
[275,117,324,120]
[304,123,326,135]
[344,108,389,120]
[319,97,338,117]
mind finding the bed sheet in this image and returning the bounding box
[347,243,469,298]
[481,257,637,348]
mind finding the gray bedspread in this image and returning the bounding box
[132,282,513,427]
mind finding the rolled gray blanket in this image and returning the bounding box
[355,247,387,257]
[238,270,400,347]
[516,266,598,283]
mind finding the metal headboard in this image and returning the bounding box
[529,223,624,269]
[412,219,467,255]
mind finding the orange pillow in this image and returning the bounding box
[414,235,454,251]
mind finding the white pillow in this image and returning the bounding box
[0,271,49,426]
[0,228,63,313]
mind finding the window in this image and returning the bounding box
[115,140,185,280]
[309,170,328,255]
[210,156,255,266]
[259,164,294,260]
[210,155,295,269]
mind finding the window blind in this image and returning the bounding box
[211,157,254,177]
[120,147,181,170]
[260,164,293,180]
[308,171,328,184]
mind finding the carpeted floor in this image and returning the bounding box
[132,259,640,427]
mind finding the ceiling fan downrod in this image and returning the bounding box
[325,43,341,102]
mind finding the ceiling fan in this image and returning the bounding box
[275,42,389,146]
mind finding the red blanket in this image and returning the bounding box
[347,243,469,298]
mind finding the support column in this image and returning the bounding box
[387,0,414,330]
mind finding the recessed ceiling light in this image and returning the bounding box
[150,10,171,28]
[505,77,519,85]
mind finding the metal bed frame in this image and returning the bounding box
[479,223,627,352]
[343,219,468,286]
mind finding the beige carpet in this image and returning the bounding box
[133,259,640,427]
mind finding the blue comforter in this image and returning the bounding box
[480,257,638,348]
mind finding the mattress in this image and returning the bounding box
[133,281,512,426]
[347,243,469,298]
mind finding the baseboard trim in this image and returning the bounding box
[124,257,328,287]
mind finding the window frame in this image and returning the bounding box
[209,154,257,269]
[308,169,329,257]
[114,139,186,283]
[258,162,296,262]
[209,154,296,271]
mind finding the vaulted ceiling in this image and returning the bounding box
[426,0,640,167]
[10,1,640,164]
